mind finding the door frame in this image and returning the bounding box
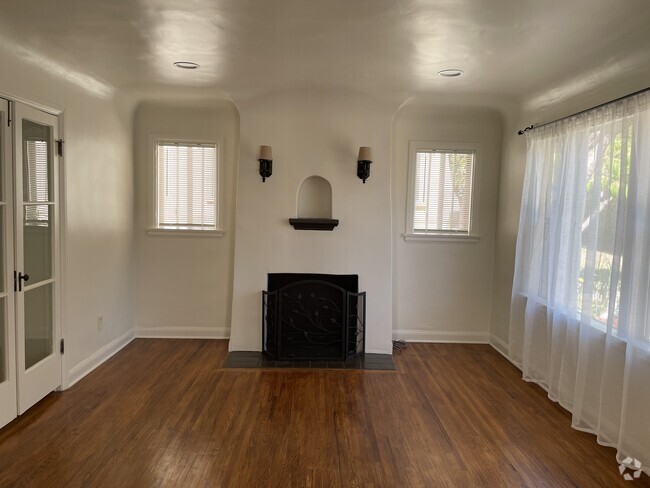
[0,89,68,395]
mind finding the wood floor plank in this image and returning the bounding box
[0,339,647,487]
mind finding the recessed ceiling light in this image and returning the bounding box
[438,69,463,77]
[174,61,200,70]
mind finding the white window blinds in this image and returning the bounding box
[413,150,474,233]
[25,140,49,201]
[156,143,217,229]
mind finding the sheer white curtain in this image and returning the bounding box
[509,91,650,473]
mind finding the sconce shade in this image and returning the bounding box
[357,146,372,184]
[259,145,273,161]
[258,145,273,182]
[357,146,372,162]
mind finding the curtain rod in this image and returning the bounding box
[517,86,650,135]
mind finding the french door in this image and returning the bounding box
[0,98,62,428]
[0,99,17,428]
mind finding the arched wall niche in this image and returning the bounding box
[297,175,332,219]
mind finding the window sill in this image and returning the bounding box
[146,227,225,238]
[403,233,480,243]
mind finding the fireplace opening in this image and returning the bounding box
[263,273,366,361]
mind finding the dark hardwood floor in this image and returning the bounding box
[0,339,647,487]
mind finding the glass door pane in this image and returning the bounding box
[24,284,53,369]
[22,119,52,203]
[21,118,54,370]
[23,204,53,284]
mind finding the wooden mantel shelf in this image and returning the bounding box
[289,218,339,231]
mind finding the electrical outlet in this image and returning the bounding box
[97,314,104,331]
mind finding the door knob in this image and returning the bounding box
[17,272,29,291]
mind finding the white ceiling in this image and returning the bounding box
[0,0,649,102]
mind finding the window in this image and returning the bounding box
[574,125,631,332]
[513,91,650,343]
[405,141,478,241]
[151,141,221,235]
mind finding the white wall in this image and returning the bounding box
[487,108,525,352]
[133,100,239,338]
[0,48,135,380]
[392,101,503,342]
[489,73,650,353]
[229,90,398,354]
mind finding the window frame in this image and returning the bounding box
[404,140,481,242]
[147,137,224,238]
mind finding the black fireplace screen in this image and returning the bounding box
[262,275,365,361]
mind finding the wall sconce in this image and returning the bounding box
[258,145,273,182]
[357,146,372,184]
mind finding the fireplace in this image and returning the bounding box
[262,273,366,361]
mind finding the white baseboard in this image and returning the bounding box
[488,335,523,371]
[392,329,490,343]
[489,334,509,356]
[365,348,394,355]
[68,329,135,387]
[135,326,230,339]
